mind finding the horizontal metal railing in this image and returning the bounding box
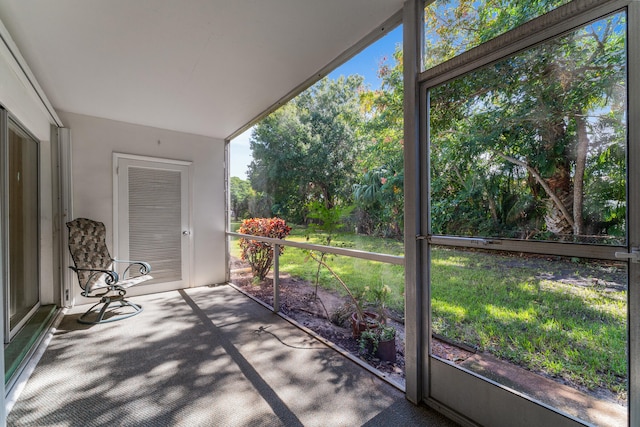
[226,231,404,312]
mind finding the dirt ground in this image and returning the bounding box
[230,259,474,387]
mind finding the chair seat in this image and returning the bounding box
[88,274,153,292]
[120,274,153,288]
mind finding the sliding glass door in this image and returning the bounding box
[2,110,40,341]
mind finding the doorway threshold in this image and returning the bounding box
[4,305,58,385]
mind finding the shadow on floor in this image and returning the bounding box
[8,285,458,427]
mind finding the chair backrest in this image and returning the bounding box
[66,218,113,290]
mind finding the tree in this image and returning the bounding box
[230,176,253,220]
[354,48,405,238]
[248,104,308,222]
[248,76,365,223]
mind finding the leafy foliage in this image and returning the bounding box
[305,201,354,245]
[230,177,253,220]
[355,48,404,237]
[238,218,291,280]
[248,76,365,222]
[242,0,626,247]
[424,0,570,70]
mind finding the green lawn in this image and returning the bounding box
[277,227,405,312]
[230,224,627,396]
[430,248,627,396]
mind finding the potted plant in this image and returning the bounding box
[359,323,396,363]
[349,309,380,338]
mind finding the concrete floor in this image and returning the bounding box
[8,285,458,427]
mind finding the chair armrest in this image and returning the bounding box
[112,259,151,278]
[69,266,119,292]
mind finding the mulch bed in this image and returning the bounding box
[230,260,474,387]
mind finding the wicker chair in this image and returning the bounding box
[66,218,152,324]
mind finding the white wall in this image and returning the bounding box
[59,112,226,301]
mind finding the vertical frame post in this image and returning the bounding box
[0,108,8,427]
[627,3,639,426]
[273,244,280,313]
[0,109,8,346]
[224,139,231,284]
[58,128,73,307]
[403,0,425,404]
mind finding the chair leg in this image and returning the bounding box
[78,295,143,324]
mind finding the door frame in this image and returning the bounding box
[112,153,194,295]
[416,1,638,425]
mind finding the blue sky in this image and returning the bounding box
[230,25,403,179]
[328,25,403,89]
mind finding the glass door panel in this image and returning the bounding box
[429,11,627,245]
[426,10,628,426]
[7,120,40,335]
[430,248,627,425]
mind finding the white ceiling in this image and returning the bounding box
[0,0,403,140]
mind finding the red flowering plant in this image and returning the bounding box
[238,217,291,281]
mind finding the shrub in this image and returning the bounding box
[238,217,291,281]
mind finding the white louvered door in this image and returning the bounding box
[114,154,192,295]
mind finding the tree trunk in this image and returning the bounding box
[544,191,573,235]
[543,163,574,236]
[494,151,574,235]
[485,189,499,223]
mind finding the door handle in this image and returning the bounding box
[182,230,191,236]
[614,248,639,263]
